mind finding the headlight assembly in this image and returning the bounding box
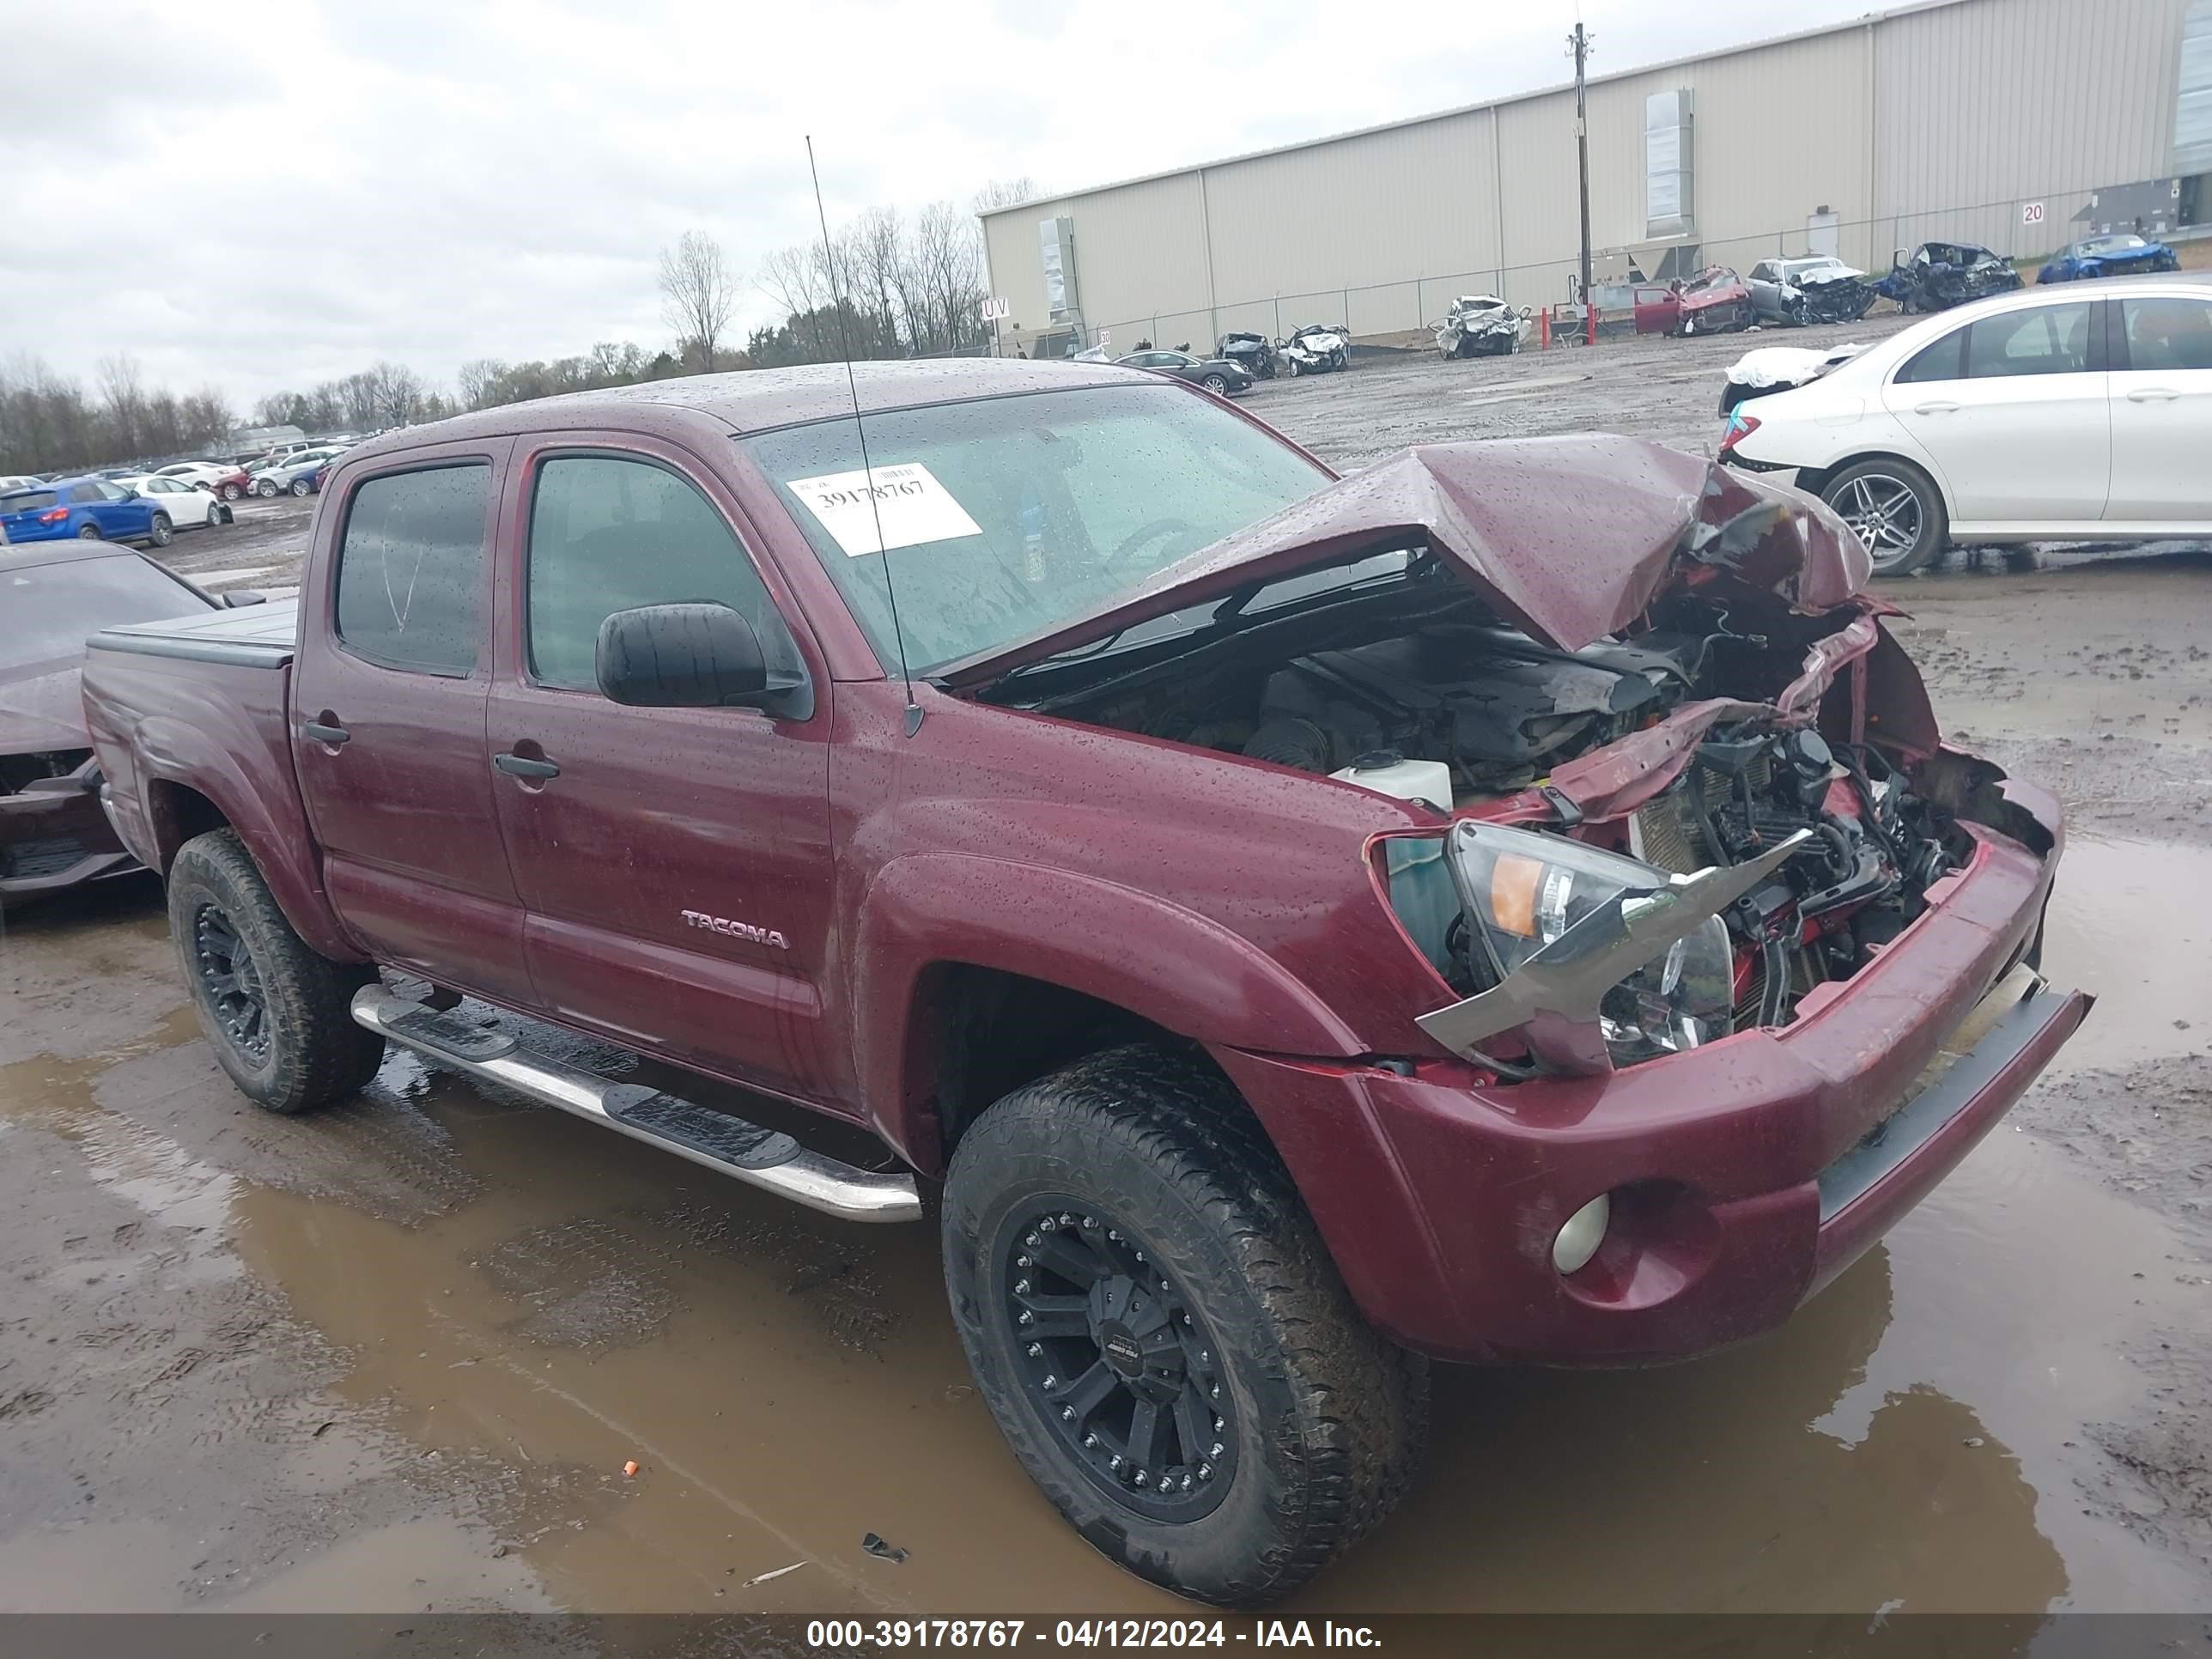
[1412,821,1814,1073]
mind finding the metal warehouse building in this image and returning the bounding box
[981,0,2212,356]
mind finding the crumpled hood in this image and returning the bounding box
[0,657,89,754]
[941,435,1872,687]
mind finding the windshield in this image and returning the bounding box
[1784,259,1846,279]
[738,382,1331,675]
[4,554,209,665]
[2083,234,2148,254]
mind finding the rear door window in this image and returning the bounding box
[333,464,491,675]
[1964,302,2093,378]
[1894,326,1966,384]
[68,483,101,503]
[2120,295,2212,371]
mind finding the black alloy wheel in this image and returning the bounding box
[192,901,270,1062]
[998,1199,1236,1516]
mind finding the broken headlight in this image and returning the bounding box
[1446,823,1735,1063]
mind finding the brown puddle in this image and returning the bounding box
[1,833,2208,1615]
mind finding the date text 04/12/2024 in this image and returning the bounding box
[802,1620,1382,1649]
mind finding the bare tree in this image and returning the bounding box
[456,358,507,411]
[848,206,906,350]
[364,362,428,428]
[759,243,836,362]
[971,177,1040,214]
[659,230,736,374]
[97,355,149,458]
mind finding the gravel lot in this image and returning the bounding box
[3,335,2209,1619]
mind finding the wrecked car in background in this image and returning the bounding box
[1433,295,1532,359]
[3,542,261,909]
[2037,232,2180,283]
[1717,341,1870,416]
[1282,322,1350,374]
[1674,265,1753,335]
[1216,331,1277,380]
[1747,258,1877,326]
[1875,242,2022,313]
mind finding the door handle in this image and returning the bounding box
[1912,400,1960,415]
[494,751,561,781]
[2125,386,2180,402]
[301,720,350,745]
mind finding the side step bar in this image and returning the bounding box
[350,986,922,1223]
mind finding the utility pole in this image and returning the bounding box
[1569,21,1595,315]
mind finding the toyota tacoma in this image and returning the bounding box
[79,361,2088,1604]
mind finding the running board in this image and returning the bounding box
[350,986,922,1223]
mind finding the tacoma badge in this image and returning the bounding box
[681,909,789,950]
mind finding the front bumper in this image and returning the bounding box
[1218,779,2085,1365]
[1,769,137,901]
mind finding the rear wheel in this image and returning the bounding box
[167,829,385,1114]
[943,1045,1427,1606]
[76,523,102,540]
[288,477,310,497]
[1822,457,1948,577]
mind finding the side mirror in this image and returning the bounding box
[595,602,771,709]
[1892,249,1909,270]
[222,589,267,607]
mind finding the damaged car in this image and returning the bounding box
[1875,241,2023,313]
[1432,295,1533,359]
[1215,331,1278,380]
[1281,322,1351,374]
[1673,265,1753,335]
[1747,257,1877,326]
[3,541,260,910]
[2037,232,2180,284]
[1717,341,1871,416]
[82,360,2086,1605]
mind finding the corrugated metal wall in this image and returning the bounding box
[984,0,2199,348]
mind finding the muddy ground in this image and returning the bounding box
[4,331,2210,1622]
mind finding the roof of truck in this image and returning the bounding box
[345,359,1145,463]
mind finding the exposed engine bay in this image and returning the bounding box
[1003,576,1976,1066]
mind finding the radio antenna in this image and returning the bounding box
[806,135,921,737]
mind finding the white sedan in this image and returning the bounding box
[116,474,228,530]
[150,460,240,492]
[1721,272,2212,574]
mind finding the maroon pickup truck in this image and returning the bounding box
[81,360,2087,1605]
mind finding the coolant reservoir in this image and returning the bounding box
[1330,753,1452,811]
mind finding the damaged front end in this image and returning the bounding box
[981,436,2041,1083]
[1790,269,1877,325]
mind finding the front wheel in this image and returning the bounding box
[147,512,173,547]
[222,483,241,501]
[1202,373,1229,393]
[206,501,224,527]
[1823,456,1948,577]
[167,829,386,1114]
[943,1046,1427,1606]
[255,477,278,497]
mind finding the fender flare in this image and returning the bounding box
[130,714,360,962]
[851,852,1367,1165]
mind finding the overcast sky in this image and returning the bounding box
[0,0,1881,412]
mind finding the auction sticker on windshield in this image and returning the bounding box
[787,462,981,556]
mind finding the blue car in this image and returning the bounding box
[0,475,178,549]
[2037,232,2180,283]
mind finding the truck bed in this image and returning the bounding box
[90,598,298,667]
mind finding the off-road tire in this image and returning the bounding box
[167,829,384,1114]
[942,1044,1428,1606]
